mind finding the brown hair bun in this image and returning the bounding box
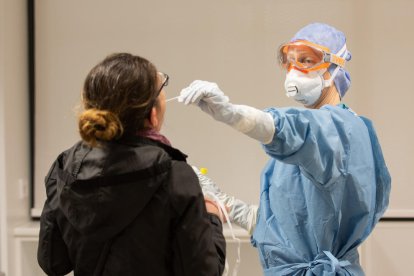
[78,108,124,147]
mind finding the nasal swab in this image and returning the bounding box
[166,96,180,102]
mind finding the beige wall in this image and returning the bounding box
[353,0,414,216]
[0,0,6,270]
[33,0,358,211]
[1,0,413,275]
[33,0,414,218]
[0,0,30,274]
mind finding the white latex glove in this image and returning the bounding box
[179,80,227,105]
[179,80,275,144]
[192,166,258,235]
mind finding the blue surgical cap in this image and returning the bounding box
[290,23,352,98]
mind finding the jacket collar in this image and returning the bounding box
[116,135,188,162]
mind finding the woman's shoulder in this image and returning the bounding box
[156,160,203,218]
[169,160,199,189]
[168,160,202,199]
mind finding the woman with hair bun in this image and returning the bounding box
[37,53,226,276]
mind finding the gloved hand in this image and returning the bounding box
[179,80,233,124]
[179,80,275,144]
[179,80,227,106]
[192,166,258,235]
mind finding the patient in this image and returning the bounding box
[37,53,226,276]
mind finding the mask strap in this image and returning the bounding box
[324,65,341,87]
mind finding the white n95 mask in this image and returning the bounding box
[284,69,326,106]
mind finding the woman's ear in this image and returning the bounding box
[148,106,159,129]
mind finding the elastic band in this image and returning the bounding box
[324,65,341,87]
[205,192,241,276]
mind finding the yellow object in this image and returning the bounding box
[200,167,208,175]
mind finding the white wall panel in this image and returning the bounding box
[360,221,414,276]
[0,0,30,274]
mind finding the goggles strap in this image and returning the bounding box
[324,43,348,87]
[337,43,348,59]
[328,43,348,67]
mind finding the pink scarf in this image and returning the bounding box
[136,128,172,146]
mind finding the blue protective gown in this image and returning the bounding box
[251,104,391,276]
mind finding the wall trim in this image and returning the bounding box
[27,0,35,217]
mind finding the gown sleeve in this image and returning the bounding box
[263,106,350,187]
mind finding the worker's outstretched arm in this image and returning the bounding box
[179,80,275,144]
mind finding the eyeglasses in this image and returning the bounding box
[146,72,169,118]
[157,72,169,95]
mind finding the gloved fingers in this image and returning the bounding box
[196,81,222,97]
[178,86,200,105]
[178,80,203,105]
[178,80,222,105]
[186,81,212,105]
[190,80,218,92]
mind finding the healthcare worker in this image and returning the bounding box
[179,23,391,275]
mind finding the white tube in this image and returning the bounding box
[165,96,180,102]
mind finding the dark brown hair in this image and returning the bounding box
[78,53,158,146]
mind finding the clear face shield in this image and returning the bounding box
[278,40,346,74]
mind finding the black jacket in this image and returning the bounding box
[37,136,226,276]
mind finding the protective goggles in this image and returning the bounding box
[278,40,346,73]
